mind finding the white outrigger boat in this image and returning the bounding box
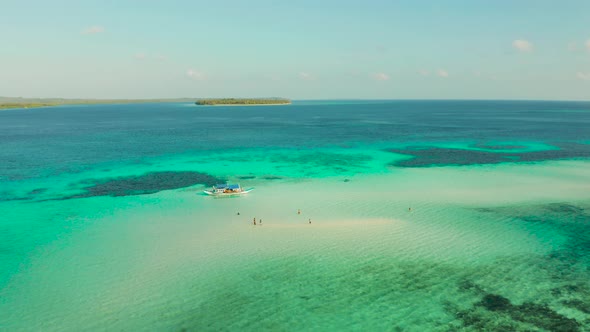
[203,183,254,196]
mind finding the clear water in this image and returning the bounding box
[1,100,590,331]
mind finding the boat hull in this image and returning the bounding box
[203,188,254,196]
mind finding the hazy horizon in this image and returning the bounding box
[3,96,590,103]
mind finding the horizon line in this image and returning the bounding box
[3,97,590,103]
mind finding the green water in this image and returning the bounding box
[2,101,590,331]
[2,156,590,331]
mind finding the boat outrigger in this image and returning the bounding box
[203,183,253,196]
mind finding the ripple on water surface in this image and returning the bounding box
[2,164,589,330]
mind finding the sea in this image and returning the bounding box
[1,100,589,331]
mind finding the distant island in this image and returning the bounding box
[0,96,291,110]
[195,98,291,106]
[0,103,57,110]
[0,97,202,110]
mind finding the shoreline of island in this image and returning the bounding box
[0,98,197,110]
[195,98,291,106]
[0,103,58,110]
[197,103,292,107]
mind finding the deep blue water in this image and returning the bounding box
[1,100,590,182]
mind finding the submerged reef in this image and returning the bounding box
[387,142,590,167]
[0,188,48,202]
[173,249,590,331]
[237,175,256,180]
[451,292,581,331]
[471,143,528,150]
[479,294,580,331]
[174,201,590,330]
[60,171,223,199]
[262,175,283,180]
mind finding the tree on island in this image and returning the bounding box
[195,98,291,105]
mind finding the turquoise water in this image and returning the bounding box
[1,100,590,331]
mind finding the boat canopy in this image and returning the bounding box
[213,184,240,189]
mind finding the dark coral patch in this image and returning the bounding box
[28,188,47,195]
[507,302,580,331]
[0,188,48,202]
[544,203,585,215]
[563,299,590,314]
[0,193,28,202]
[472,143,527,150]
[387,142,590,167]
[479,294,511,311]
[61,171,223,199]
[263,176,283,180]
[388,147,510,167]
[455,293,582,331]
[453,273,587,331]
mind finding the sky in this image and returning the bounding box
[1,0,589,100]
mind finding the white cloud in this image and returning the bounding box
[373,72,390,81]
[577,72,590,81]
[134,53,146,60]
[513,39,533,52]
[82,26,105,34]
[186,69,205,80]
[299,72,315,80]
[418,69,430,76]
[437,69,449,78]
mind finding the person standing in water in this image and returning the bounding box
[260,219,263,225]
[298,209,301,215]
[308,218,311,224]
[253,217,256,225]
